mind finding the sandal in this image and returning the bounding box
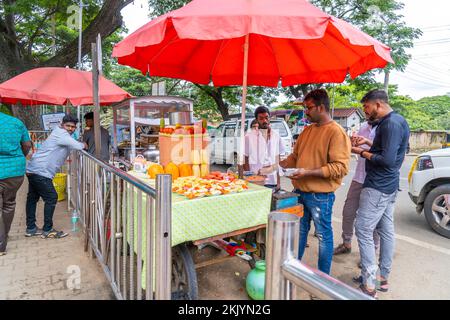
[41,229,68,239]
[377,279,389,292]
[358,284,378,299]
[333,243,351,255]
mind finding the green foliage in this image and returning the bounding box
[0,105,12,116]
[0,0,102,63]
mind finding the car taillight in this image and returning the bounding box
[417,156,434,171]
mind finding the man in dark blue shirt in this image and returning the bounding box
[350,89,410,298]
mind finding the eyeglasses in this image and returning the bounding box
[303,104,319,112]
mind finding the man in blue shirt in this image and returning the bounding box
[351,89,410,298]
[0,112,32,255]
[26,115,86,239]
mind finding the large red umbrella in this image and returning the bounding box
[112,0,393,164]
[112,0,393,87]
[0,67,131,106]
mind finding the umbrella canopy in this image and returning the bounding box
[0,67,132,106]
[112,0,393,87]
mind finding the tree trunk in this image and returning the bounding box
[384,70,390,96]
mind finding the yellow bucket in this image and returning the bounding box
[53,173,67,201]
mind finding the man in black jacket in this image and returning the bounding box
[351,89,410,298]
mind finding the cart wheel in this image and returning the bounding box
[171,243,198,300]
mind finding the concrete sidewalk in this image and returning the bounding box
[0,180,114,300]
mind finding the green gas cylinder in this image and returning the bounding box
[246,260,266,300]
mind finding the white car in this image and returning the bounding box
[408,148,450,238]
[210,118,292,165]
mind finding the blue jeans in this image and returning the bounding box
[295,190,335,274]
[26,174,58,232]
[355,188,397,289]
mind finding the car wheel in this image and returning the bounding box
[423,184,450,239]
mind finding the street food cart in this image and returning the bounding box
[111,95,194,167]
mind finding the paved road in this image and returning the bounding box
[198,155,450,299]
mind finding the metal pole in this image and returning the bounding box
[130,100,136,162]
[91,42,101,159]
[281,259,372,300]
[155,174,172,300]
[265,212,299,300]
[238,34,249,178]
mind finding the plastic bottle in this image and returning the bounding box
[246,260,266,300]
[71,211,79,232]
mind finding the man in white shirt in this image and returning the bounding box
[334,120,380,255]
[244,106,285,190]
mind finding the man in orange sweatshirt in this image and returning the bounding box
[280,89,351,274]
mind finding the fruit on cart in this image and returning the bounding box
[200,163,209,177]
[178,163,193,177]
[160,118,165,130]
[175,123,182,129]
[201,149,209,164]
[202,118,207,129]
[203,171,236,181]
[164,162,180,181]
[147,163,164,179]
[192,164,201,177]
[191,150,201,164]
[172,176,249,199]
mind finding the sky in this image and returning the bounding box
[121,0,450,101]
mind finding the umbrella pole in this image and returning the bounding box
[238,34,249,178]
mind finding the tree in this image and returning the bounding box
[0,0,133,128]
[306,0,421,95]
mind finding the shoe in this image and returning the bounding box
[358,284,378,299]
[0,251,6,256]
[333,243,351,255]
[25,228,43,237]
[352,275,363,284]
[41,229,68,239]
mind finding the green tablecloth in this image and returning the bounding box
[127,171,272,290]
[128,171,272,246]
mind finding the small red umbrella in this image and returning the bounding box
[112,0,393,164]
[0,67,131,106]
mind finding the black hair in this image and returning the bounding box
[361,89,389,104]
[254,106,270,119]
[84,112,94,120]
[250,119,258,127]
[304,89,330,112]
[62,114,79,124]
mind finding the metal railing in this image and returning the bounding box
[265,212,373,300]
[69,150,172,300]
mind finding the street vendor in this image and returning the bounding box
[244,106,285,190]
[280,89,351,275]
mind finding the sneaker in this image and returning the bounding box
[41,229,68,239]
[25,228,43,237]
[358,284,378,299]
[352,275,363,284]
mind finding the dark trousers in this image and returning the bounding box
[26,174,58,232]
[0,176,25,252]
